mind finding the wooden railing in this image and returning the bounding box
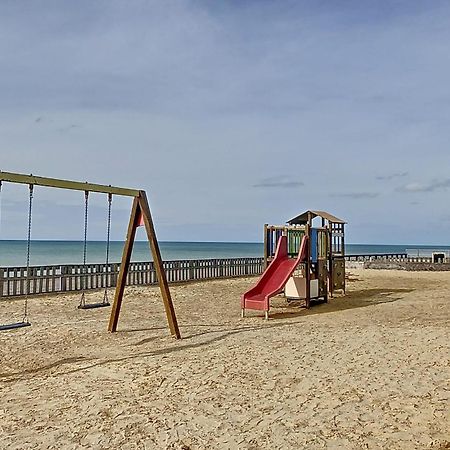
[403,257,434,263]
[345,253,440,263]
[0,257,264,298]
[2,253,445,298]
[345,253,408,261]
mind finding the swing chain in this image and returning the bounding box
[0,181,2,234]
[23,184,33,323]
[79,190,89,308]
[103,193,112,304]
[82,190,89,268]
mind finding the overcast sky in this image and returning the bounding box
[1,0,450,244]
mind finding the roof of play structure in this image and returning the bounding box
[287,210,346,225]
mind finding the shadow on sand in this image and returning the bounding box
[268,287,414,320]
[0,287,414,382]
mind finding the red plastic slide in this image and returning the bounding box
[241,234,309,317]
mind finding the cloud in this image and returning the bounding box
[253,177,304,189]
[57,124,81,133]
[1,1,450,243]
[331,192,380,199]
[376,172,408,181]
[397,179,450,193]
[32,114,81,131]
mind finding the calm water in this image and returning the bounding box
[0,241,264,266]
[1,240,450,267]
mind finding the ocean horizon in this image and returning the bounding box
[1,240,450,267]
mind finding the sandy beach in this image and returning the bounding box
[0,269,449,449]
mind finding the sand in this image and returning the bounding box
[0,269,449,449]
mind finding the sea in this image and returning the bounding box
[1,240,450,267]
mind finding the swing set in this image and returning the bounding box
[0,171,181,339]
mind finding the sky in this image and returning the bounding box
[1,0,450,244]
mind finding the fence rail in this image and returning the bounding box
[0,257,264,298]
[345,253,408,261]
[345,253,440,263]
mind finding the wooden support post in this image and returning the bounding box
[138,191,180,339]
[108,196,140,332]
[305,224,311,309]
[108,192,181,339]
[342,223,346,294]
[328,225,334,298]
[263,224,268,269]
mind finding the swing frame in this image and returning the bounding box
[0,171,181,339]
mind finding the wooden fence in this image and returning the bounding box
[0,257,264,298]
[0,253,442,298]
[345,253,408,261]
[345,254,439,263]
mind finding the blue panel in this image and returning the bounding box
[276,230,282,249]
[311,228,318,263]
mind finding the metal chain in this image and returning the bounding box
[103,193,112,304]
[0,181,2,235]
[79,190,89,307]
[23,184,33,323]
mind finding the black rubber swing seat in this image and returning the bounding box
[78,302,110,310]
[0,321,31,331]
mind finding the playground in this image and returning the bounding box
[0,172,449,448]
[1,269,449,449]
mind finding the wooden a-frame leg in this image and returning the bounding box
[108,192,181,339]
[138,191,181,339]
[108,197,140,332]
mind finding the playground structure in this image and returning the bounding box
[0,171,180,339]
[241,210,346,318]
